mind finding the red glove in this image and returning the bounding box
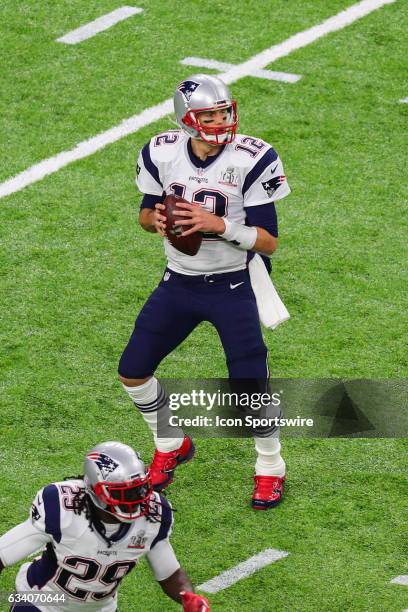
[181,591,210,611]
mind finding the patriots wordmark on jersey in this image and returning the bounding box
[137,130,290,275]
[0,480,179,612]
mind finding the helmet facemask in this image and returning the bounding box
[183,101,238,145]
[92,473,152,523]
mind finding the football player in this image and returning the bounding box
[0,442,209,611]
[119,74,291,509]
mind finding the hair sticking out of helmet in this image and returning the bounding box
[174,74,238,145]
[84,441,153,523]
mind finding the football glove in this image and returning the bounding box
[181,591,210,611]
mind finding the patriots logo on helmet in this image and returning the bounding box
[261,175,286,198]
[87,452,119,479]
[177,80,200,101]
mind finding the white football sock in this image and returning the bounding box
[122,377,184,452]
[254,436,286,477]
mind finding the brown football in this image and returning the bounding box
[163,194,203,256]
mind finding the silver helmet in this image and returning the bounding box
[174,74,238,145]
[84,441,152,523]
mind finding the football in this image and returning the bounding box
[163,194,203,256]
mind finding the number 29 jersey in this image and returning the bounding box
[136,130,290,275]
[13,480,177,612]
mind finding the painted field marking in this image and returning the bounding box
[390,575,408,611]
[56,6,143,45]
[197,548,289,593]
[181,56,301,83]
[399,97,408,103]
[0,0,396,199]
[391,575,408,586]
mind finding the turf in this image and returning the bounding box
[0,1,407,610]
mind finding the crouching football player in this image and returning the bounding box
[0,441,209,612]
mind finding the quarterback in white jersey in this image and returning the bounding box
[0,442,209,612]
[136,128,289,275]
[119,74,290,510]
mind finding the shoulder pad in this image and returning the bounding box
[147,130,185,163]
[235,133,271,148]
[32,481,85,540]
[33,484,62,543]
[229,134,276,168]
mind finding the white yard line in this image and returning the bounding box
[0,0,396,199]
[391,575,408,612]
[56,6,143,44]
[399,97,408,103]
[391,575,408,586]
[219,0,396,87]
[197,548,289,593]
[181,56,301,83]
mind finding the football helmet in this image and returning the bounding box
[174,74,238,145]
[84,441,152,522]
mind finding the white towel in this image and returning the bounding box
[248,254,290,330]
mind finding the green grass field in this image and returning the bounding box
[0,1,407,610]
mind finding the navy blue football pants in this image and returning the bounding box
[119,268,268,379]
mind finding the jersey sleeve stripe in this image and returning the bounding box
[150,495,173,548]
[27,543,59,589]
[43,485,62,543]
[140,193,165,209]
[141,144,163,188]
[242,148,278,196]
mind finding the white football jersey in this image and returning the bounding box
[136,130,290,275]
[0,480,179,612]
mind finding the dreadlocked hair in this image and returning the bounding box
[64,474,95,532]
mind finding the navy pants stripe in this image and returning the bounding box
[119,268,268,379]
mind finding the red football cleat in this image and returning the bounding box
[150,436,195,491]
[252,474,285,510]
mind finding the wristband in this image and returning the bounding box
[220,219,258,250]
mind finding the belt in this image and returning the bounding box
[164,267,248,284]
